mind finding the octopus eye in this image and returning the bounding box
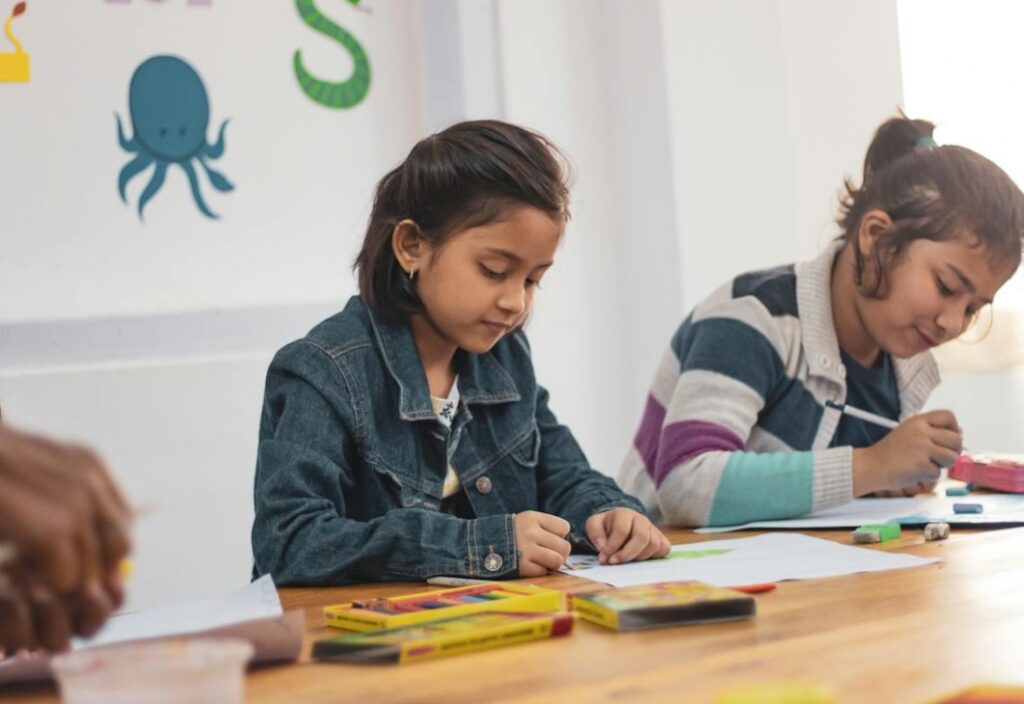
[179,127,186,137]
[159,127,167,138]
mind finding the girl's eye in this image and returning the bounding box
[936,278,955,296]
[526,278,540,289]
[480,265,506,280]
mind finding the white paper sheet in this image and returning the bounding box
[696,493,1024,533]
[0,574,304,684]
[560,533,937,588]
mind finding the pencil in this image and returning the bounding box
[825,401,898,430]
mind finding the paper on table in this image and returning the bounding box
[696,493,1024,533]
[560,533,937,588]
[0,574,303,684]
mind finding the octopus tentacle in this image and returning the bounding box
[181,161,217,219]
[137,161,167,221]
[115,113,137,151]
[197,156,234,192]
[118,153,153,204]
[203,119,230,159]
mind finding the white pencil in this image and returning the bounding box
[825,400,899,430]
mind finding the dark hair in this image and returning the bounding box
[354,120,571,321]
[837,115,1024,297]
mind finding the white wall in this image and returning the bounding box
[662,0,904,310]
[2,0,914,611]
[898,0,1024,451]
[1,0,426,610]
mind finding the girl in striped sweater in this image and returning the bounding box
[620,116,1024,527]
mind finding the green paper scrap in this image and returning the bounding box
[657,548,734,561]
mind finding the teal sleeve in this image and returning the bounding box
[706,451,815,526]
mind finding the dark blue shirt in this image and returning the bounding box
[830,348,901,448]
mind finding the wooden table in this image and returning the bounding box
[3,526,1022,703]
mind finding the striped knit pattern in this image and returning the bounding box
[618,242,941,527]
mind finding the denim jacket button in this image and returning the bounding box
[475,476,493,495]
[484,552,503,572]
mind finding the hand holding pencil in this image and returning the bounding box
[852,409,963,497]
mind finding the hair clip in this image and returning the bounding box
[917,136,938,148]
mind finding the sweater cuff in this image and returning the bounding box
[812,445,854,511]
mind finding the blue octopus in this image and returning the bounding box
[116,55,233,220]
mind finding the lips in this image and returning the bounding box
[914,327,938,348]
[482,321,512,335]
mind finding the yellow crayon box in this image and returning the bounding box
[314,611,575,664]
[324,582,564,632]
[571,580,756,632]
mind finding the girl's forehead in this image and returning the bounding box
[456,209,563,256]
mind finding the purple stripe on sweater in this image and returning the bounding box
[651,420,746,488]
[633,394,666,478]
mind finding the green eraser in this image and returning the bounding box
[854,523,901,541]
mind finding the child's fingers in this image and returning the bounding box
[530,546,568,573]
[659,533,672,556]
[930,428,963,453]
[921,409,959,432]
[536,513,571,538]
[928,446,958,471]
[585,513,609,551]
[607,520,650,565]
[536,531,571,562]
[634,533,666,562]
[598,512,632,564]
[518,559,548,578]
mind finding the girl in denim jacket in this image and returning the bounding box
[252,120,669,585]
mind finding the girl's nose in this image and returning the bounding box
[498,283,527,314]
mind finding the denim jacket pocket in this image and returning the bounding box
[508,423,541,468]
[362,449,441,511]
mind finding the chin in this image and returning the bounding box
[884,339,928,359]
[459,337,502,355]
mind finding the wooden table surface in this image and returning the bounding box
[3,526,1021,703]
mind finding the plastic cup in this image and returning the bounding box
[52,637,254,704]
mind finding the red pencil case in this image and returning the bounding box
[949,453,1024,493]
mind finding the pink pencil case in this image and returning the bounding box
[949,453,1024,493]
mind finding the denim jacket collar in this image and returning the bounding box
[364,302,521,422]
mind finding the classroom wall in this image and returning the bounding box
[0,0,426,611]
[1,0,915,611]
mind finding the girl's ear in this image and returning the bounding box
[856,209,894,258]
[391,219,428,277]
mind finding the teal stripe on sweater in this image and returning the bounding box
[706,450,814,525]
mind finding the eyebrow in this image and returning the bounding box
[948,264,992,304]
[483,248,553,270]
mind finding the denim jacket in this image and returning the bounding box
[251,296,644,585]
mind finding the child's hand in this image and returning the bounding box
[853,410,962,496]
[870,480,938,498]
[585,508,671,565]
[513,511,571,577]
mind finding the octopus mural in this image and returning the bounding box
[116,55,233,220]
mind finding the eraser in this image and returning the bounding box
[923,523,950,541]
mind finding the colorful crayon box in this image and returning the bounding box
[313,611,575,664]
[950,453,1024,493]
[323,582,564,632]
[570,581,756,632]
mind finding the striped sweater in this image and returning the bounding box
[617,242,941,527]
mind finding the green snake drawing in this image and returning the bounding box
[293,0,371,109]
